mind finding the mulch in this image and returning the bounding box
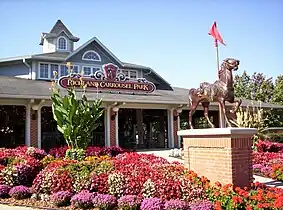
[0,198,73,210]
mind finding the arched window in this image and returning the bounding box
[82,50,101,61]
[57,36,67,50]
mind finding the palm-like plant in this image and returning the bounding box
[51,63,103,159]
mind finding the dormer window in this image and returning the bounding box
[82,50,101,61]
[57,36,67,50]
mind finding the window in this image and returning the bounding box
[60,65,68,76]
[82,50,101,61]
[121,70,129,77]
[83,67,92,75]
[93,67,100,73]
[57,36,67,50]
[39,63,79,79]
[129,70,137,79]
[82,66,101,75]
[39,63,49,79]
[119,69,137,79]
[73,66,79,74]
[50,64,59,79]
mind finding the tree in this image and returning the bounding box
[272,75,283,105]
[234,71,252,100]
[234,71,283,128]
[51,63,104,160]
[234,71,274,103]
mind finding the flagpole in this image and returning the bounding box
[215,39,220,73]
[215,39,225,128]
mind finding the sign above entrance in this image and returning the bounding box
[58,63,156,93]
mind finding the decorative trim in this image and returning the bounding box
[82,50,101,62]
[57,36,68,51]
[177,128,258,136]
[58,63,156,94]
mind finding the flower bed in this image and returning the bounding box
[48,146,126,158]
[0,146,46,187]
[253,140,283,181]
[0,146,282,209]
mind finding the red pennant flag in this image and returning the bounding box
[208,21,226,47]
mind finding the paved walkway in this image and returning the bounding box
[0,205,34,209]
[137,150,283,189]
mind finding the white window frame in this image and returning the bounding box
[38,63,49,79]
[38,62,79,79]
[82,65,101,76]
[82,50,101,62]
[57,36,68,50]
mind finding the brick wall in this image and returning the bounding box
[182,131,254,188]
[173,110,178,148]
[109,109,117,146]
[30,110,38,148]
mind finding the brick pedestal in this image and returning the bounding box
[178,128,257,188]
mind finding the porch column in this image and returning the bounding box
[25,104,31,147]
[167,109,174,148]
[173,110,179,148]
[136,109,144,146]
[115,110,119,146]
[105,108,109,146]
[30,109,38,148]
[106,106,118,147]
[177,111,181,148]
[37,107,42,149]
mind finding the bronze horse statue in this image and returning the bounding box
[188,58,242,129]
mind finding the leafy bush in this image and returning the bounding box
[0,147,42,187]
[51,191,73,207]
[70,190,95,209]
[9,185,31,200]
[48,146,126,158]
[140,197,164,210]
[256,140,283,152]
[271,164,283,181]
[65,148,85,161]
[189,200,214,210]
[0,184,11,198]
[117,195,142,210]
[25,147,47,160]
[164,199,189,210]
[92,193,117,210]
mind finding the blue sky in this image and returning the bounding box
[0,0,282,88]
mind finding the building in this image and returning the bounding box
[0,20,282,151]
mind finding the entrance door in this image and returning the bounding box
[41,107,105,151]
[118,109,168,149]
[0,106,25,148]
[118,109,137,149]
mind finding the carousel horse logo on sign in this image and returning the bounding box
[58,63,156,93]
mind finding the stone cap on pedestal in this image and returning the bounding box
[178,128,257,137]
